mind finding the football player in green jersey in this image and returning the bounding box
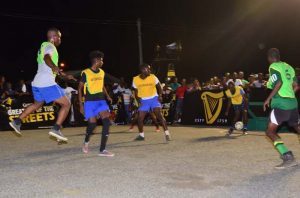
[264,48,299,169]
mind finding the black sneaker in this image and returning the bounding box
[275,151,298,169]
[243,128,248,135]
[9,121,22,136]
[134,135,145,141]
[226,128,234,136]
[49,129,68,142]
[165,135,172,141]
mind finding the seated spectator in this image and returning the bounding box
[252,73,266,88]
[169,77,181,91]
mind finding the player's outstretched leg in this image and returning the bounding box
[135,111,147,141]
[49,96,70,142]
[153,107,171,142]
[9,101,44,136]
[266,122,297,169]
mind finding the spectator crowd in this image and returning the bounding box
[0,71,274,125]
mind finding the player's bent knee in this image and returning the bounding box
[87,122,97,133]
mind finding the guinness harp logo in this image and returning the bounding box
[201,92,224,124]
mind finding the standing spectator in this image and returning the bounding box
[175,78,187,123]
[162,84,173,103]
[169,77,181,91]
[63,83,77,125]
[0,76,5,101]
[232,72,238,81]
[189,78,201,92]
[113,82,125,95]
[252,73,266,88]
[5,82,16,98]
[207,77,221,90]
[63,83,77,102]
[235,71,249,87]
[16,80,30,96]
[122,83,133,123]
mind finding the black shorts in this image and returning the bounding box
[269,108,299,127]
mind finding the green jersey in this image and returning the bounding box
[32,42,59,87]
[267,61,298,110]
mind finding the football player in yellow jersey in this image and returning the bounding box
[225,80,248,136]
[129,89,160,132]
[132,64,171,141]
[78,51,114,157]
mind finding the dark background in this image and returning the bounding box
[1,0,300,83]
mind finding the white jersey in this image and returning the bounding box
[32,43,57,88]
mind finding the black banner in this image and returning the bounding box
[0,96,58,130]
[0,95,175,130]
[182,90,233,126]
[0,89,278,131]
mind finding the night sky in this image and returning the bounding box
[2,0,300,83]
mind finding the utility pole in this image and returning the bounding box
[137,18,143,65]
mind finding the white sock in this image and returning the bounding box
[164,130,170,136]
[139,132,145,137]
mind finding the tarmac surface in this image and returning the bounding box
[1,125,300,198]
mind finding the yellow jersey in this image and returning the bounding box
[225,86,245,105]
[81,68,105,101]
[132,74,159,99]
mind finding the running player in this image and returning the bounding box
[9,27,75,141]
[225,79,248,135]
[78,50,114,157]
[264,48,299,169]
[132,63,171,141]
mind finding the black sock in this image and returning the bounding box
[14,118,22,125]
[53,124,61,131]
[100,118,110,152]
[100,134,108,152]
[85,122,97,143]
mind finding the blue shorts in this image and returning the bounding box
[139,96,161,112]
[233,101,245,111]
[84,100,109,120]
[32,85,65,104]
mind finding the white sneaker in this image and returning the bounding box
[98,150,114,157]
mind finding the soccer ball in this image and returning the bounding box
[235,121,244,130]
